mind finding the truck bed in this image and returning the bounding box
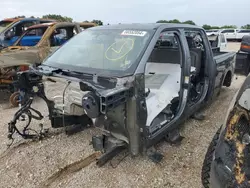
[213,51,236,63]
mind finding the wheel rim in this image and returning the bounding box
[9,92,20,107]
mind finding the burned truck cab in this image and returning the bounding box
[202,75,250,188]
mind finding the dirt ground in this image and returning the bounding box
[0,42,245,188]
[225,42,241,52]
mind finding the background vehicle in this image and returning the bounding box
[235,35,250,75]
[0,18,55,49]
[205,29,220,36]
[201,75,250,188]
[208,33,227,51]
[221,28,250,41]
[78,22,97,31]
[0,22,94,106]
[0,18,19,32]
[8,23,236,166]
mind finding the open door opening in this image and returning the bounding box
[185,30,208,106]
[145,31,183,135]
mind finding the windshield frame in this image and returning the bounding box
[43,28,156,77]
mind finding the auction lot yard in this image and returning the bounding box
[0,42,246,188]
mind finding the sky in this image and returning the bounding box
[0,0,249,27]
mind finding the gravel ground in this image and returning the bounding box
[0,42,246,188]
[225,42,241,52]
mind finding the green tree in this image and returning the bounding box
[157,19,195,25]
[202,24,211,30]
[168,19,181,23]
[211,26,221,29]
[156,20,169,23]
[183,20,196,25]
[42,14,73,22]
[156,19,181,23]
[202,25,221,30]
[221,25,237,29]
[91,20,103,25]
[241,24,250,29]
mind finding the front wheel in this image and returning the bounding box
[201,126,222,188]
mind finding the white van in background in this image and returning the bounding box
[236,29,250,40]
[221,29,250,41]
[205,29,220,36]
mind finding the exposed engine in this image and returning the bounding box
[7,69,143,166]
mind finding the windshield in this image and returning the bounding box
[43,29,153,76]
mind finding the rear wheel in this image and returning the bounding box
[201,126,222,188]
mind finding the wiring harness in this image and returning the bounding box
[7,71,48,140]
[8,96,45,139]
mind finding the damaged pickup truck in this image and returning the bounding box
[0,22,95,106]
[8,23,236,166]
[0,18,55,50]
[201,75,250,188]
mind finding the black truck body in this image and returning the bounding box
[7,23,236,165]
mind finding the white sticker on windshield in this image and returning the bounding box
[121,30,147,37]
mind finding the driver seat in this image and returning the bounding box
[186,36,202,75]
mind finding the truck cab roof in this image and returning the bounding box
[89,23,202,31]
[1,17,55,23]
[27,22,80,30]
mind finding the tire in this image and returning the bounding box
[9,91,20,107]
[201,126,222,188]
